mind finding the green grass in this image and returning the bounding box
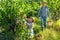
[0,18,60,40]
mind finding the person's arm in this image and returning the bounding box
[38,8,42,17]
[46,8,50,21]
[47,8,50,17]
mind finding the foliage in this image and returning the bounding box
[0,0,60,40]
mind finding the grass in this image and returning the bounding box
[0,18,60,40]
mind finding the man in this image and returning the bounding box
[38,1,50,30]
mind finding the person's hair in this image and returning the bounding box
[30,17,34,22]
[32,18,34,22]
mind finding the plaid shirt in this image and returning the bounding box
[38,6,49,17]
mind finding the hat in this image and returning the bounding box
[42,2,47,4]
[42,0,47,4]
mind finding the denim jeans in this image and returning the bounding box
[41,16,47,28]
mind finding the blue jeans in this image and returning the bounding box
[41,16,47,28]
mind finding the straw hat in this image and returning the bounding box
[42,0,47,4]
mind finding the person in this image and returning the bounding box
[23,16,34,38]
[38,1,50,30]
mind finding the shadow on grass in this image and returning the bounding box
[0,28,15,40]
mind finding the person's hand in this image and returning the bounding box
[23,16,26,19]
